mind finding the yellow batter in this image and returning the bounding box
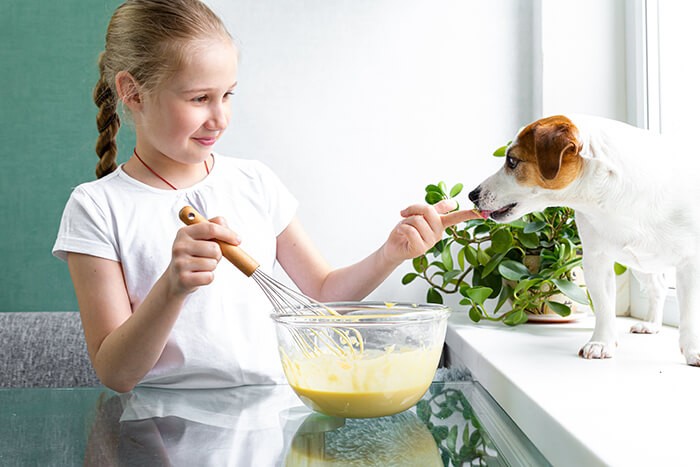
[281,345,442,418]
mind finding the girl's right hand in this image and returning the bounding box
[167,217,240,295]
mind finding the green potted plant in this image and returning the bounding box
[402,162,591,325]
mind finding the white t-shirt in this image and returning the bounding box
[53,155,298,389]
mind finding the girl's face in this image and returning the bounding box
[136,37,238,165]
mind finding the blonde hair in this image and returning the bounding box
[93,0,231,178]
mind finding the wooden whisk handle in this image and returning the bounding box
[178,206,260,277]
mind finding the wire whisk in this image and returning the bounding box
[179,206,363,357]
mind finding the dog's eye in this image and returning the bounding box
[506,155,520,170]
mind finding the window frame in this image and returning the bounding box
[625,0,680,327]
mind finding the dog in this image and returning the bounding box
[469,114,700,365]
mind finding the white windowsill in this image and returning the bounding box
[445,312,697,466]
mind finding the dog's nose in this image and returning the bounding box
[468,187,481,204]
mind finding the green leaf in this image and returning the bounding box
[490,229,513,253]
[478,270,503,298]
[498,260,530,281]
[433,238,448,253]
[514,278,539,295]
[465,286,493,305]
[468,306,482,322]
[468,429,483,449]
[416,400,430,422]
[551,278,589,305]
[412,255,428,273]
[432,425,449,441]
[435,406,453,419]
[477,248,490,266]
[492,142,510,157]
[401,273,418,285]
[508,218,527,229]
[425,191,444,205]
[531,211,546,222]
[462,424,471,445]
[523,220,547,234]
[427,287,443,304]
[503,309,528,326]
[545,300,571,317]
[473,223,491,236]
[481,252,506,278]
[441,246,454,270]
[457,248,466,270]
[465,245,479,267]
[443,270,461,284]
[449,183,464,198]
[425,184,443,194]
[447,425,458,452]
[614,262,627,275]
[517,231,540,249]
[494,283,513,312]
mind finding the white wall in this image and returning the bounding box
[205,0,536,304]
[204,1,628,307]
[535,0,628,120]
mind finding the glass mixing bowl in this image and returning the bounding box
[270,302,451,418]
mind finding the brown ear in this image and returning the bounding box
[534,118,579,180]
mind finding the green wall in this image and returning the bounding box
[0,1,134,311]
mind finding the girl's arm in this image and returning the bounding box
[68,219,238,393]
[276,200,480,302]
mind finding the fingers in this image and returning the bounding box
[173,220,241,267]
[400,204,443,243]
[170,216,241,293]
[399,213,435,244]
[440,209,482,228]
[209,216,228,228]
[432,199,458,214]
[400,202,481,231]
[203,217,241,245]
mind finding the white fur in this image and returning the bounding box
[471,115,700,364]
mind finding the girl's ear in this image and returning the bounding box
[115,71,142,111]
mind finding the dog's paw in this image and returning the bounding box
[579,341,615,359]
[680,339,700,366]
[630,322,660,334]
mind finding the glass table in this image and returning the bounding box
[0,378,549,466]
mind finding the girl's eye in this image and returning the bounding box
[193,95,208,103]
[506,155,520,170]
[223,91,235,99]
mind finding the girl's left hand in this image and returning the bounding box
[383,199,481,264]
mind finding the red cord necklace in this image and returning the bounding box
[132,149,212,190]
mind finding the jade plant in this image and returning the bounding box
[416,383,498,465]
[402,178,591,326]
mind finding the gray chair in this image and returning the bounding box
[0,312,100,388]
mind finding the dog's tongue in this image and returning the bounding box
[472,209,491,219]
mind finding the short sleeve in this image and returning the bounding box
[52,187,120,262]
[252,161,298,236]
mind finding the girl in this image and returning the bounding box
[53,0,479,393]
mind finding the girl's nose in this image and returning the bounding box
[206,103,229,130]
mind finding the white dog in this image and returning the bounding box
[469,114,700,365]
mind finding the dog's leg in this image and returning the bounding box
[629,271,666,334]
[675,263,700,366]
[579,250,618,359]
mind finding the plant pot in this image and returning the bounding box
[510,256,587,323]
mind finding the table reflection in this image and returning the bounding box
[85,385,301,466]
[80,381,513,466]
[286,411,441,466]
